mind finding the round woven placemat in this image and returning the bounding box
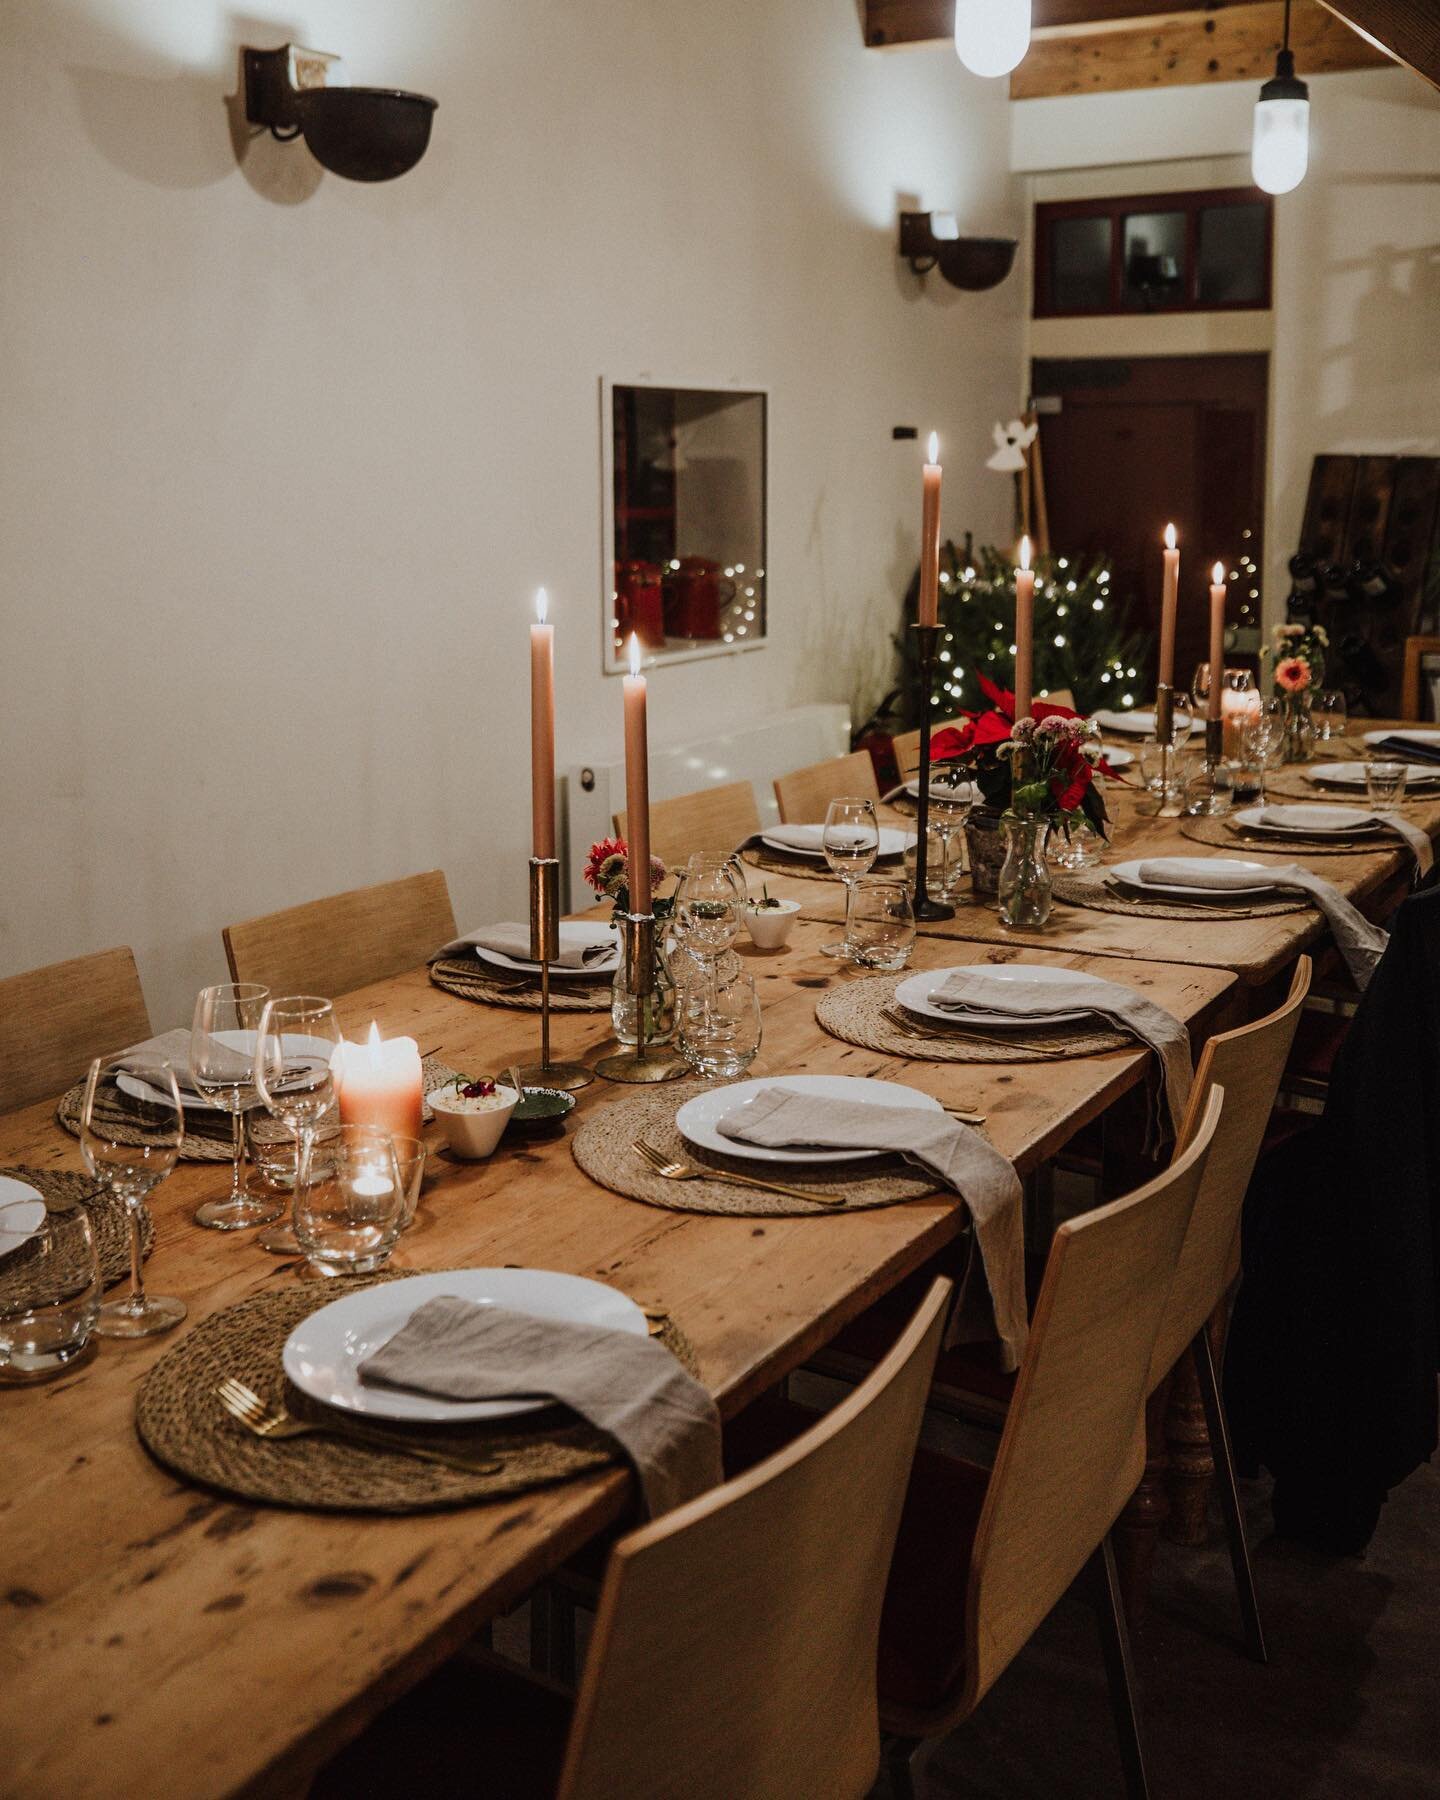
[1260,767,1438,806]
[815,972,1130,1062]
[135,1270,699,1514]
[1052,870,1309,921]
[572,1079,940,1215]
[429,956,611,1012]
[740,845,847,882]
[1177,814,1390,857]
[0,1165,151,1287]
[56,1083,233,1162]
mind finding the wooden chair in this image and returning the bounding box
[1401,635,1440,720]
[876,1090,1222,1799]
[0,948,152,1113]
[614,779,760,872]
[222,871,456,1000]
[312,1278,952,1800]
[772,749,880,822]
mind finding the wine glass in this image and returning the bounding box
[1250,697,1288,769]
[1191,662,1214,714]
[675,853,745,991]
[252,997,341,1255]
[1313,689,1347,741]
[928,771,974,900]
[190,982,282,1232]
[1165,690,1195,754]
[80,1053,187,1337]
[822,797,880,959]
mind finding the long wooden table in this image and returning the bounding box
[0,923,1236,1798]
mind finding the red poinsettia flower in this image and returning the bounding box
[1049,738,1093,812]
[929,721,976,763]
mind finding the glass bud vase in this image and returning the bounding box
[997,816,1053,930]
[610,930,678,1047]
[1282,693,1316,763]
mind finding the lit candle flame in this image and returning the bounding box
[366,1021,382,1070]
[628,633,642,679]
[535,586,548,624]
[927,431,939,465]
[1212,561,1225,587]
[1164,523,1177,551]
[1019,534,1032,573]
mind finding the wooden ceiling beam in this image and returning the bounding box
[864,0,1253,48]
[1315,0,1440,89]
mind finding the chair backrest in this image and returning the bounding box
[1402,635,1440,721]
[222,871,456,1000]
[773,750,880,823]
[891,718,963,784]
[615,780,761,872]
[557,1279,952,1800]
[960,1089,1222,1712]
[0,948,151,1113]
[1148,956,1311,1386]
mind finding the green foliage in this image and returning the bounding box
[893,540,1150,730]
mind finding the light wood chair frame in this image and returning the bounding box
[614,780,761,874]
[1401,635,1440,722]
[772,750,880,823]
[0,947,151,1113]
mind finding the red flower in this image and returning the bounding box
[976,672,1016,717]
[584,835,627,892]
[930,722,976,763]
[1049,739,1093,812]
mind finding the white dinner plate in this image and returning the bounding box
[1109,856,1275,900]
[0,1176,47,1260]
[473,930,619,980]
[1093,708,1193,737]
[905,777,978,804]
[282,1268,648,1425]
[894,961,1105,1029]
[676,1073,942,1167]
[1362,728,1440,750]
[1308,761,1440,789]
[1098,746,1135,771]
[1233,804,1378,837]
[761,828,911,861]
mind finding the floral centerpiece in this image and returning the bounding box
[584,836,677,1047]
[1264,622,1329,761]
[583,836,672,919]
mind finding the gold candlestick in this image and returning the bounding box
[595,912,687,1084]
[517,858,593,1092]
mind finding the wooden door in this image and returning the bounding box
[1032,354,1268,691]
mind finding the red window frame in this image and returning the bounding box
[1034,186,1274,319]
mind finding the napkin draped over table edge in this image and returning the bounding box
[357,1297,721,1518]
[431,921,618,969]
[714,1087,1028,1371]
[1137,857,1390,991]
[1253,806,1433,880]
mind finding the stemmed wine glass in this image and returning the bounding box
[675,853,746,993]
[252,996,341,1255]
[190,982,282,1232]
[80,1053,187,1337]
[822,796,880,959]
[928,771,974,900]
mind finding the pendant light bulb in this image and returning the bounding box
[1252,1,1309,195]
[954,0,1032,78]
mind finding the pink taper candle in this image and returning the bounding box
[529,588,556,860]
[1159,523,1179,691]
[623,634,652,915]
[919,432,942,628]
[1207,562,1227,722]
[1013,534,1035,721]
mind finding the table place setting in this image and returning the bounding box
[136,1265,715,1516]
[428,918,618,1012]
[1361,727,1440,766]
[740,818,913,883]
[1180,801,1434,874]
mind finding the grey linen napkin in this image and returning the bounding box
[715,1089,1028,1371]
[1253,805,1433,878]
[927,968,1193,1147]
[431,921,617,969]
[357,1297,720,1517]
[1138,857,1389,989]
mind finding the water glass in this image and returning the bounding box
[1365,760,1408,812]
[677,975,763,1079]
[1053,815,1107,868]
[1182,761,1235,817]
[0,1200,100,1379]
[390,1135,426,1228]
[293,1124,405,1275]
[848,882,916,969]
[253,996,341,1254]
[80,1053,186,1338]
[822,796,880,959]
[190,981,281,1232]
[1135,736,1170,814]
[1313,689,1348,741]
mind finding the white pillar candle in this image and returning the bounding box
[331,1023,423,1144]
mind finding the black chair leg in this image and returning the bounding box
[1191,1328,1268,1665]
[882,1735,921,1800]
[1089,1535,1152,1800]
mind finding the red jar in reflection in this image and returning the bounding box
[663,557,726,641]
[614,561,666,650]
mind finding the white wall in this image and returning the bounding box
[0,2,1023,1023]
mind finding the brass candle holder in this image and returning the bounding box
[910,621,956,922]
[594,911,687,1085]
[516,857,593,1092]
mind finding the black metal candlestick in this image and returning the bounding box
[517,857,593,1092]
[910,622,956,922]
[1204,715,1224,767]
[595,912,686,1084]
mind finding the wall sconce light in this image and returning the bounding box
[243,44,437,182]
[899,213,1017,292]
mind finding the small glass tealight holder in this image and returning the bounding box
[1182,762,1235,817]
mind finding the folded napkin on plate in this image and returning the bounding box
[762,824,833,854]
[715,1088,1027,1370]
[1138,858,1389,990]
[358,1297,720,1517]
[115,1027,211,1101]
[1371,735,1440,767]
[927,969,1192,1148]
[431,921,617,969]
[1254,805,1433,877]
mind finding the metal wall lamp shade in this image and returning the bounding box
[899,213,1018,291]
[243,44,437,182]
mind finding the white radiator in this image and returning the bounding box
[561,702,851,903]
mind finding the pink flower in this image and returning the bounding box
[584,836,666,898]
[1276,656,1312,695]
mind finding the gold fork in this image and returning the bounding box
[633,1139,847,1209]
[214,1378,503,1476]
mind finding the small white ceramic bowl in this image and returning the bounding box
[427,1083,520,1159]
[743,896,801,950]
